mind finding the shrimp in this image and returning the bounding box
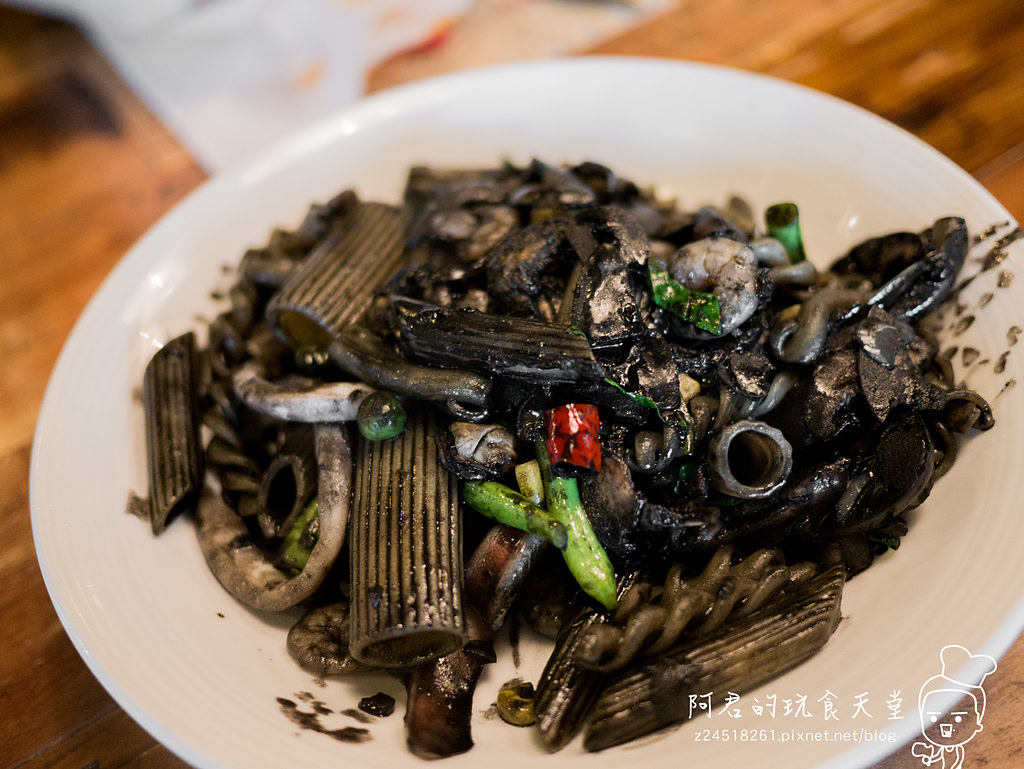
[286,602,373,676]
[667,236,761,335]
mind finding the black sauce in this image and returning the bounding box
[277,697,371,744]
[343,707,375,724]
[358,692,397,717]
[995,350,1011,375]
[952,315,975,336]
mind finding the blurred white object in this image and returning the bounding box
[5,0,670,171]
[9,0,475,170]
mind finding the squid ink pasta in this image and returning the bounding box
[134,157,996,759]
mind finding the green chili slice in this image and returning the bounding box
[765,202,807,264]
[646,264,722,334]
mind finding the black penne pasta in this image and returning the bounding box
[348,408,467,668]
[533,605,610,753]
[582,565,846,752]
[533,571,641,753]
[392,298,605,384]
[143,332,203,534]
[266,201,410,347]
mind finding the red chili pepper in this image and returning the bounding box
[543,403,601,473]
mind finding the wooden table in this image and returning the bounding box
[2,2,1023,767]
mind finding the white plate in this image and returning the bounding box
[31,57,1024,769]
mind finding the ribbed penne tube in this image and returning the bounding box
[392,299,605,384]
[533,572,640,753]
[349,408,466,667]
[267,202,410,347]
[143,332,202,534]
[582,565,845,752]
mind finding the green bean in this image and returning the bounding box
[765,202,807,264]
[536,441,618,610]
[462,481,568,551]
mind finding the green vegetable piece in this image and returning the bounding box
[536,441,618,610]
[647,264,722,334]
[277,496,319,573]
[765,202,807,264]
[356,390,407,441]
[462,480,568,550]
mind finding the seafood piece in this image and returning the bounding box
[286,601,374,676]
[348,409,466,668]
[464,525,550,632]
[403,164,518,209]
[403,164,519,256]
[267,202,410,347]
[194,423,351,611]
[583,564,845,751]
[706,420,793,499]
[665,236,763,336]
[403,611,496,759]
[484,218,576,319]
[863,216,968,323]
[329,324,493,422]
[392,299,605,384]
[624,417,684,475]
[826,409,936,535]
[831,229,926,283]
[771,340,863,447]
[770,286,868,365]
[565,206,651,359]
[232,360,374,423]
[439,422,517,480]
[510,158,599,211]
[143,332,203,534]
[578,452,642,565]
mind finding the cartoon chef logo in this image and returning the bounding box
[911,644,997,769]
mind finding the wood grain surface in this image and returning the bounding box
[2,2,1023,767]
